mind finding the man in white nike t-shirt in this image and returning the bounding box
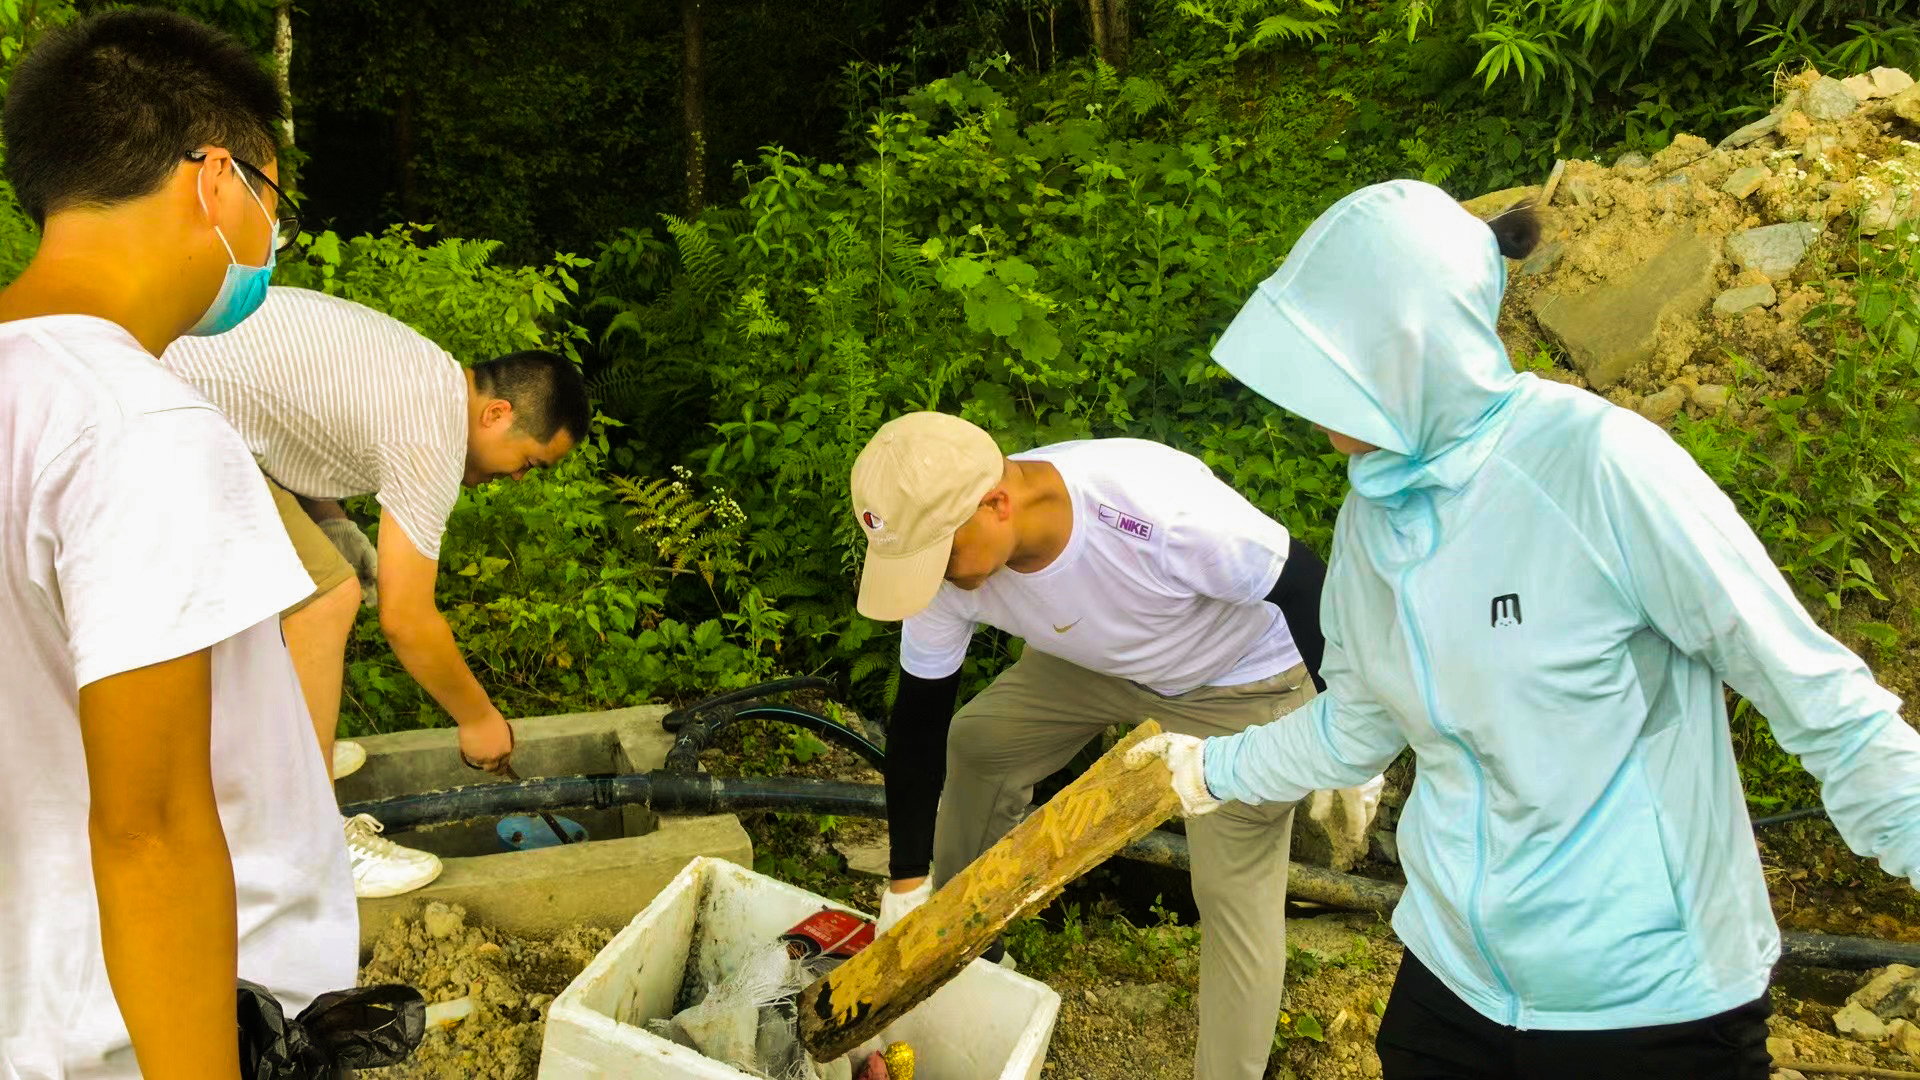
[0,10,355,1077]
[851,411,1378,1080]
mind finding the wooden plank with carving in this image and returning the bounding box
[798,720,1184,1061]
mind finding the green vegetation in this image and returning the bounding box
[1674,228,1920,811]
[1410,0,1918,118]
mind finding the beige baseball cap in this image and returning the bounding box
[851,412,1005,621]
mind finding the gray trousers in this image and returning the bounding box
[932,649,1313,1080]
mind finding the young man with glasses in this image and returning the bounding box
[0,10,355,1077]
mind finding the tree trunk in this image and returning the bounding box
[394,85,417,222]
[273,0,295,193]
[681,0,707,217]
[1083,0,1129,72]
[394,5,425,223]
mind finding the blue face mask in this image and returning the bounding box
[184,164,278,337]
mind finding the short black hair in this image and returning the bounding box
[3,8,283,228]
[473,350,592,444]
[1487,202,1543,261]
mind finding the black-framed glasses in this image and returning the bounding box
[183,150,300,252]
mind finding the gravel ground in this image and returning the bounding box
[356,902,611,1080]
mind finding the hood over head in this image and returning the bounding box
[1212,179,1526,502]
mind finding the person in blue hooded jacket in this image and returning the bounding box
[1127,179,1920,1079]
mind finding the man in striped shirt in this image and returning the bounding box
[164,285,590,897]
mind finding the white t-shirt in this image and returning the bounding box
[162,287,468,559]
[900,439,1303,695]
[0,316,358,1079]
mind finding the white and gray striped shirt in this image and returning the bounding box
[162,287,467,560]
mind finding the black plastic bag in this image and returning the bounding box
[238,980,426,1078]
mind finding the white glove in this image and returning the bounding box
[1124,733,1224,817]
[875,878,932,936]
[317,517,379,608]
[1355,772,1386,829]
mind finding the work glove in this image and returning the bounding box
[1124,733,1223,817]
[875,877,933,936]
[318,518,379,608]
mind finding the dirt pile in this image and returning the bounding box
[357,902,612,1080]
[1472,66,1920,425]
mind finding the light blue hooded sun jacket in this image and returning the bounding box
[1204,179,1920,1032]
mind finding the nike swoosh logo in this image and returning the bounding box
[1053,620,1081,633]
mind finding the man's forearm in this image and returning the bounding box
[383,608,497,726]
[886,670,961,880]
[79,651,243,1079]
[92,821,240,1079]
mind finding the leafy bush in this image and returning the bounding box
[275,224,591,365]
[1673,230,1920,806]
[261,225,792,730]
[584,58,1354,710]
[340,430,788,734]
[1398,0,1919,118]
[0,174,32,285]
[0,0,76,285]
[1677,233,1920,646]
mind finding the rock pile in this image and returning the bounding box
[1832,963,1920,1057]
[1466,66,1920,426]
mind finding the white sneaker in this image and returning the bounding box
[331,740,366,781]
[344,814,443,898]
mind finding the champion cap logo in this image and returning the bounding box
[861,510,885,531]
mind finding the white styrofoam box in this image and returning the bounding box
[539,857,1060,1080]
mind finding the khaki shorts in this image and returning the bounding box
[263,472,356,617]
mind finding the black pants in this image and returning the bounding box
[1377,951,1774,1080]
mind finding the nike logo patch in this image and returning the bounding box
[1054,620,1081,633]
[1097,504,1154,541]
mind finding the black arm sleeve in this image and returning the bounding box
[1265,538,1328,694]
[884,668,962,880]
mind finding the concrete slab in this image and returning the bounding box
[611,705,676,773]
[344,705,750,960]
[335,705,673,804]
[357,813,753,960]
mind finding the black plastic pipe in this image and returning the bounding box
[665,704,887,775]
[342,776,1920,971]
[1752,806,1829,828]
[339,772,887,831]
[661,677,836,732]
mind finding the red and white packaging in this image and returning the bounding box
[781,908,875,961]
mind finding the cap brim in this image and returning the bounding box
[856,537,954,622]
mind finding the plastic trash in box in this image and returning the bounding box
[653,909,884,1080]
[538,857,1059,1080]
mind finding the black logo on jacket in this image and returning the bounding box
[1491,594,1523,628]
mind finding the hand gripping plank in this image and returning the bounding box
[798,720,1185,1061]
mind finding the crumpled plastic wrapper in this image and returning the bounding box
[654,944,886,1080]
